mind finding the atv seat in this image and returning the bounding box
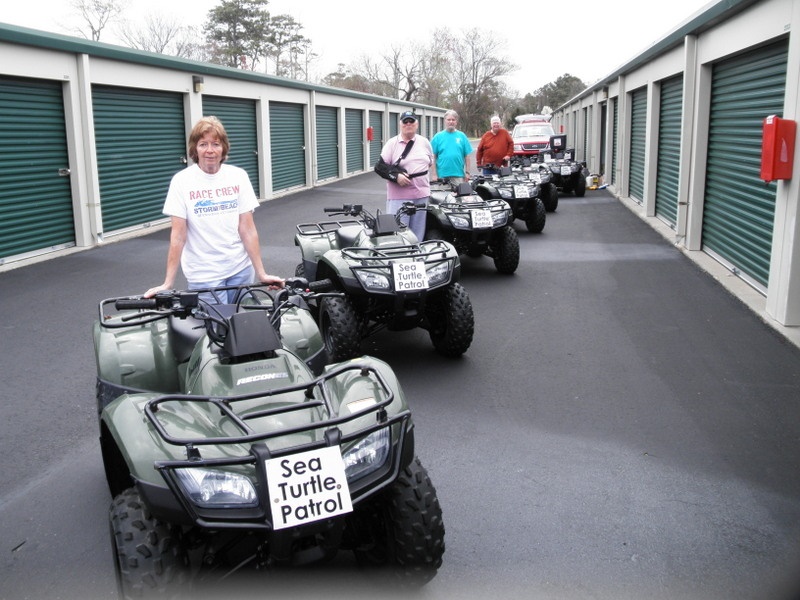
[336,224,363,248]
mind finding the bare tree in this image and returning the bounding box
[71,0,123,41]
[348,43,428,101]
[119,14,182,54]
[330,28,515,132]
[173,26,214,62]
[437,28,516,135]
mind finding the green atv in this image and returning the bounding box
[94,279,445,597]
[294,202,474,362]
[426,180,520,274]
[538,134,587,197]
[471,165,547,233]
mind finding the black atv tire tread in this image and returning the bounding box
[423,227,444,242]
[574,173,587,197]
[427,282,474,357]
[353,456,445,585]
[543,183,559,212]
[319,295,362,362]
[110,488,188,599]
[525,198,547,233]
[388,457,445,582]
[492,226,520,274]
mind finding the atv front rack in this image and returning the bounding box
[296,218,363,236]
[144,360,413,529]
[340,239,453,263]
[146,360,407,462]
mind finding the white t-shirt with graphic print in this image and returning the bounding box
[162,163,259,282]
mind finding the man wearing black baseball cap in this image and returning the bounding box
[375,111,433,241]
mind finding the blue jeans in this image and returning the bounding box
[386,197,428,242]
[189,265,255,304]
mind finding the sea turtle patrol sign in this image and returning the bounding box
[265,446,353,529]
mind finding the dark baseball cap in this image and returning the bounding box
[400,111,418,122]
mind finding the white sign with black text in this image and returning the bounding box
[471,209,493,229]
[393,260,429,291]
[265,446,353,530]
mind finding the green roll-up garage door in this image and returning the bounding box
[655,76,683,228]
[93,86,185,232]
[1,76,75,259]
[345,108,364,174]
[269,101,306,192]
[368,110,383,167]
[702,40,788,288]
[583,107,590,162]
[315,106,339,181]
[389,112,399,138]
[202,96,259,193]
[628,87,647,202]
[612,99,618,185]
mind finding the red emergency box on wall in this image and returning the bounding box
[760,115,796,182]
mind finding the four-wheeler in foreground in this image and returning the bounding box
[471,164,547,233]
[425,179,520,274]
[294,203,474,362]
[94,279,445,597]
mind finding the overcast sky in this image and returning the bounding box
[2,0,713,95]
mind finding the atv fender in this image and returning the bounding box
[100,392,169,488]
[93,320,180,395]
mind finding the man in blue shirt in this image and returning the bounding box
[430,110,473,183]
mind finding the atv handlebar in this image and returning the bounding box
[319,203,423,231]
[324,204,362,216]
[101,279,337,330]
[114,298,157,310]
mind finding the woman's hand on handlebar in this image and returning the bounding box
[144,283,170,298]
[259,274,285,290]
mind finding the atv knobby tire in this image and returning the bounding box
[492,226,520,274]
[110,488,188,599]
[426,282,474,357]
[319,295,363,362]
[525,198,547,233]
[543,183,559,212]
[423,227,444,242]
[350,456,445,585]
[574,173,587,197]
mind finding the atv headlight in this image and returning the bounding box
[448,215,470,229]
[343,427,390,481]
[426,261,451,286]
[355,269,390,291]
[175,468,258,508]
[492,210,509,226]
[499,188,513,199]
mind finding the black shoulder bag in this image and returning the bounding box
[374,139,427,182]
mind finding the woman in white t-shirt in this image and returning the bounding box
[145,116,284,302]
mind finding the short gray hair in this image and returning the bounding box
[444,109,459,120]
[490,115,501,124]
